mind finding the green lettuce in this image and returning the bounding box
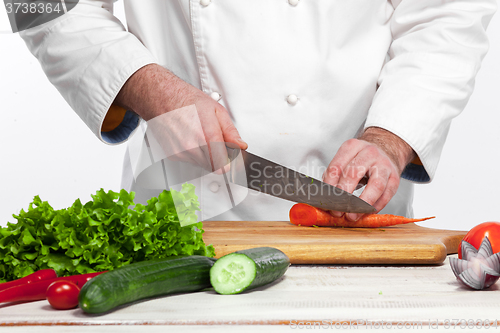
[0,183,215,282]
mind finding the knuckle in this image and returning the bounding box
[344,139,358,149]
[221,122,237,136]
[369,163,393,180]
[325,165,341,179]
[204,128,220,141]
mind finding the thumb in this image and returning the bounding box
[215,108,248,150]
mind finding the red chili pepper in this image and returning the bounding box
[0,269,58,292]
[0,271,106,304]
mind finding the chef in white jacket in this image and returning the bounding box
[19,0,496,222]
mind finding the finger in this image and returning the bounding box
[335,145,379,195]
[323,140,368,218]
[339,162,372,222]
[328,210,344,218]
[337,145,388,222]
[345,164,391,222]
[323,139,365,186]
[197,144,213,171]
[370,173,400,213]
[215,106,248,150]
[199,106,228,172]
[168,149,211,171]
[346,162,399,221]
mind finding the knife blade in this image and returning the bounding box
[225,147,376,214]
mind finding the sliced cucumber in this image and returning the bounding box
[78,255,214,314]
[210,247,290,295]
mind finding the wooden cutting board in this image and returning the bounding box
[202,221,466,265]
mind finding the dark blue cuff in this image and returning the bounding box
[101,110,139,144]
[401,163,430,183]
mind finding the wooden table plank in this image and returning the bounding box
[1,257,499,327]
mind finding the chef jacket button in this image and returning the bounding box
[208,181,220,193]
[200,0,211,7]
[287,94,298,105]
[288,0,300,6]
[210,92,221,102]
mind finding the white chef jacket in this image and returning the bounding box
[19,0,496,221]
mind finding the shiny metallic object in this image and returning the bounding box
[225,147,376,214]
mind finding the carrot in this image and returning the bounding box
[289,203,434,228]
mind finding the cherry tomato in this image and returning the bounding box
[46,280,81,310]
[458,222,500,259]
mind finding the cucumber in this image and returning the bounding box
[210,247,290,295]
[78,255,214,314]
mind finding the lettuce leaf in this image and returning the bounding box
[0,184,215,282]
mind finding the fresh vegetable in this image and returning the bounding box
[289,203,434,228]
[0,272,104,303]
[0,183,214,282]
[458,222,500,259]
[450,237,500,289]
[78,255,215,314]
[46,280,80,310]
[0,269,57,292]
[210,247,290,295]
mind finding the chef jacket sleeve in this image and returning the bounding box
[18,0,157,144]
[365,0,497,183]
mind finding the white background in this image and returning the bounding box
[1,2,499,231]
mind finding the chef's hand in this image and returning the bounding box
[115,64,248,172]
[322,127,416,221]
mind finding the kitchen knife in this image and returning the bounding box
[224,147,376,214]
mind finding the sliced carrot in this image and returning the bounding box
[289,203,434,228]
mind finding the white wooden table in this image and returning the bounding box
[1,256,499,332]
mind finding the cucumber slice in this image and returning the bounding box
[210,247,290,295]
